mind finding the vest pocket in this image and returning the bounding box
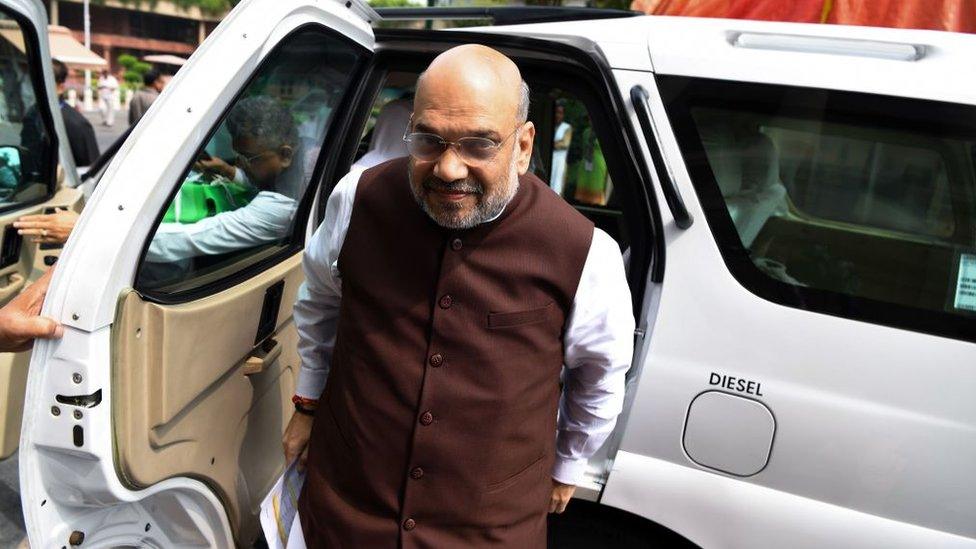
[324,400,356,453]
[485,452,546,494]
[487,302,553,329]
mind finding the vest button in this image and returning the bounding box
[439,295,453,309]
[429,353,443,367]
[410,467,424,480]
[451,238,462,251]
[403,518,416,531]
[420,411,433,425]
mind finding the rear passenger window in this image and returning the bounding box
[661,76,976,341]
[135,27,366,295]
[528,89,628,256]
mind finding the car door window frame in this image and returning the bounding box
[0,3,59,213]
[133,22,373,305]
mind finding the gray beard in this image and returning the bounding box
[410,157,519,230]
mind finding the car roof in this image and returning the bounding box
[467,15,976,105]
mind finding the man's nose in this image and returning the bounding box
[432,147,468,183]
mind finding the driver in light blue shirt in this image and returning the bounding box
[145,95,306,264]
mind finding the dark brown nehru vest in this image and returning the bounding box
[298,157,594,548]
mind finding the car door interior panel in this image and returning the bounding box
[112,254,302,540]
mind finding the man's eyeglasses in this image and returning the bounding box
[402,126,519,166]
[235,150,274,170]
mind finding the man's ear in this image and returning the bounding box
[516,121,535,175]
[278,145,294,168]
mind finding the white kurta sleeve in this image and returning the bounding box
[145,191,296,263]
[553,228,635,485]
[293,169,361,399]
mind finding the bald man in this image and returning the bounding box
[284,45,634,548]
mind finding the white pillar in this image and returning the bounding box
[82,0,92,111]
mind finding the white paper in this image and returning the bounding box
[259,460,306,548]
[954,253,976,312]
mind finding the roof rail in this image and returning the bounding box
[374,7,639,26]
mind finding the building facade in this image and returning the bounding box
[46,0,229,71]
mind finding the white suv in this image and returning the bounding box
[17,0,976,547]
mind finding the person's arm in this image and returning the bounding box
[293,171,360,399]
[550,229,634,511]
[0,268,62,352]
[145,192,296,263]
[282,169,359,467]
[554,125,573,150]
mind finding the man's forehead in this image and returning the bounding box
[413,104,508,134]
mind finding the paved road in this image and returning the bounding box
[82,108,129,154]
[0,454,24,548]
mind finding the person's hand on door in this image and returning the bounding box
[14,208,79,245]
[0,268,62,352]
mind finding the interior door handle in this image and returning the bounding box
[242,337,281,376]
[0,272,25,302]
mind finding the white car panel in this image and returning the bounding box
[604,451,976,549]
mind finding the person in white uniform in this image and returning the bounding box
[550,101,572,196]
[97,69,119,127]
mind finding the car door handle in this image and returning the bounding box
[242,337,281,376]
[0,272,25,302]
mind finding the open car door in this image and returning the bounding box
[0,0,84,459]
[20,0,376,546]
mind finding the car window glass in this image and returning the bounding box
[533,91,620,212]
[352,73,415,171]
[662,76,976,341]
[136,27,363,295]
[0,12,55,208]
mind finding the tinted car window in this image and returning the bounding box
[661,76,976,342]
[0,13,56,209]
[136,27,365,295]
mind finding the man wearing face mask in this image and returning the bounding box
[144,95,302,263]
[285,45,634,548]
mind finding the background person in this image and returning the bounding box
[20,60,99,182]
[96,69,119,127]
[53,60,99,167]
[550,101,572,196]
[128,69,171,125]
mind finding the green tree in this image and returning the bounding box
[93,0,241,16]
[117,54,154,89]
[368,0,413,6]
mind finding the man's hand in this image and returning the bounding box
[282,411,314,470]
[549,480,576,514]
[14,208,79,245]
[0,268,62,352]
[193,157,237,180]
